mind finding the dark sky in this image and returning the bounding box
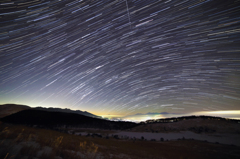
[0,0,240,121]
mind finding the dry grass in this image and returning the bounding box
[0,124,99,159]
[0,123,240,159]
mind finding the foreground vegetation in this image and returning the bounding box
[1,122,240,159]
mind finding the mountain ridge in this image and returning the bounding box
[0,108,138,130]
[34,106,100,118]
[0,104,30,118]
[0,104,101,119]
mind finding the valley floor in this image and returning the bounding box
[112,131,240,146]
[1,123,240,159]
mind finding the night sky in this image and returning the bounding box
[1,0,240,121]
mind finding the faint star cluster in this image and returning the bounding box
[0,0,240,119]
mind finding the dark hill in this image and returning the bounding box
[0,104,30,118]
[0,104,102,119]
[34,107,101,118]
[0,109,138,130]
[133,116,240,134]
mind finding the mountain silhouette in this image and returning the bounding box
[0,104,30,118]
[34,106,100,118]
[0,104,101,119]
[0,108,137,130]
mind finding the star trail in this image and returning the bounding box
[0,0,240,121]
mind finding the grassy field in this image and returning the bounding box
[0,121,240,159]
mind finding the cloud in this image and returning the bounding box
[115,112,176,122]
[146,112,169,115]
[108,110,240,122]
